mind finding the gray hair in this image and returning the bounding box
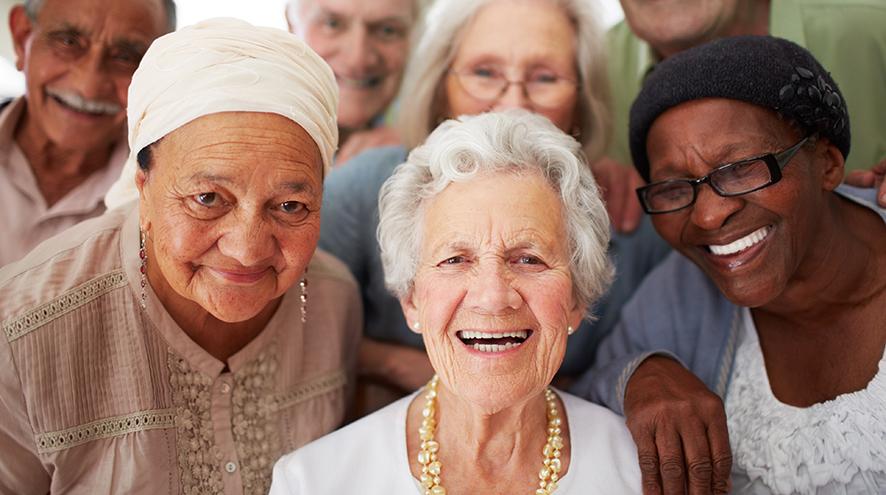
[396,0,611,162]
[24,0,177,33]
[378,110,613,314]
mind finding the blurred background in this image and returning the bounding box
[0,0,624,98]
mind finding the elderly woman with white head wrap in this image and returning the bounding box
[0,19,360,494]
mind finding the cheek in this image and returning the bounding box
[152,214,218,269]
[651,215,686,248]
[443,78,484,119]
[539,97,577,133]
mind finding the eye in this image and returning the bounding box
[439,255,466,266]
[373,23,405,41]
[471,66,500,79]
[279,200,306,215]
[528,71,560,84]
[194,192,219,207]
[516,255,541,264]
[320,15,343,31]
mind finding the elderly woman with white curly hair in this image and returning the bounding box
[270,110,641,494]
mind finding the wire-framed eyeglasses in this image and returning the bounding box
[448,67,578,109]
[636,136,811,215]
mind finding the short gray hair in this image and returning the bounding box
[285,0,427,28]
[396,0,611,162]
[24,0,177,33]
[378,110,613,314]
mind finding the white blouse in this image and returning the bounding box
[726,308,886,494]
[269,390,641,494]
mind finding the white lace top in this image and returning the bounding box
[726,308,886,494]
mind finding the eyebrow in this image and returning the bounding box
[188,173,312,194]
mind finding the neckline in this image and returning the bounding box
[739,307,886,411]
[399,388,577,492]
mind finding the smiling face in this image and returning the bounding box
[443,0,579,132]
[401,170,583,412]
[646,98,836,308]
[136,112,323,323]
[10,0,167,152]
[289,0,414,131]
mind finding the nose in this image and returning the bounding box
[492,81,531,111]
[689,184,744,230]
[216,208,277,267]
[464,259,523,315]
[67,48,115,101]
[341,26,380,72]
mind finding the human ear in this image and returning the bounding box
[568,299,586,334]
[9,6,33,71]
[399,290,422,334]
[817,140,845,192]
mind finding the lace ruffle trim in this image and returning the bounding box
[726,316,886,494]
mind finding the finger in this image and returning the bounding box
[844,170,874,187]
[706,404,733,494]
[878,180,886,208]
[621,190,643,233]
[630,430,663,495]
[655,427,687,495]
[678,418,713,495]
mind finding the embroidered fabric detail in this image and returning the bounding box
[36,408,175,454]
[3,270,127,342]
[269,369,347,413]
[232,349,280,495]
[168,353,224,494]
[726,309,886,494]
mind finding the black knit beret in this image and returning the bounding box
[629,35,851,182]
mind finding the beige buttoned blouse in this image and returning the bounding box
[0,205,362,494]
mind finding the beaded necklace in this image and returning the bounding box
[416,375,566,495]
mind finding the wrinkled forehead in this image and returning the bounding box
[646,99,797,175]
[36,0,166,38]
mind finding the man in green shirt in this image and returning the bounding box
[602,0,886,231]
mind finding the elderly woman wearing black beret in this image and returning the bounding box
[580,36,886,494]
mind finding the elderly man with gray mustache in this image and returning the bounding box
[0,0,175,267]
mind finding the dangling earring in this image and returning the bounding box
[567,325,575,335]
[299,270,308,324]
[139,229,148,310]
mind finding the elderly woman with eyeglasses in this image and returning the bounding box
[270,110,641,495]
[585,36,886,494]
[0,20,361,493]
[320,0,670,415]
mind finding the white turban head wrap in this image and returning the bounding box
[104,18,339,209]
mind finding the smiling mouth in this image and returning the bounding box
[706,226,771,256]
[47,89,121,116]
[210,267,271,284]
[456,330,532,353]
[336,74,384,89]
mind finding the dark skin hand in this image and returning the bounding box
[624,356,732,495]
[844,157,886,206]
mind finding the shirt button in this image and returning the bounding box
[224,461,237,473]
[220,382,231,394]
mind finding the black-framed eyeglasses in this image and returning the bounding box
[636,136,810,215]
[448,68,578,109]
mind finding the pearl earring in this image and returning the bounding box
[413,322,421,330]
[567,325,575,335]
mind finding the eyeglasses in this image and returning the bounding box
[448,68,578,109]
[636,136,810,214]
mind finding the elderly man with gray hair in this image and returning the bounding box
[0,0,175,267]
[285,0,421,164]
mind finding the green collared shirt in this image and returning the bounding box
[606,0,886,172]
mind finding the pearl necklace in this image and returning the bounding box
[416,375,566,495]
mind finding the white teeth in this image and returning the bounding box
[709,226,770,256]
[47,89,121,115]
[472,342,521,353]
[458,330,529,340]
